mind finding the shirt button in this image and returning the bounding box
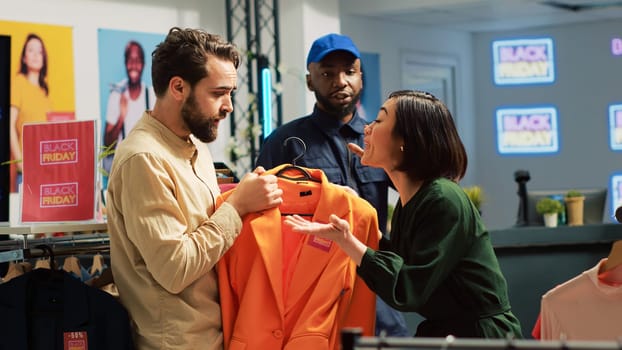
[272,330,283,338]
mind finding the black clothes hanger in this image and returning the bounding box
[32,244,59,272]
[275,136,321,183]
[284,136,306,166]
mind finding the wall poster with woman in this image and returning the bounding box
[0,20,75,195]
[0,35,10,266]
[97,28,163,189]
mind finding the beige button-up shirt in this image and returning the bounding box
[106,112,242,350]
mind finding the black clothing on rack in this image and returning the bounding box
[0,267,133,349]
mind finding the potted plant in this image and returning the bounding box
[463,185,485,215]
[536,197,563,228]
[565,189,585,226]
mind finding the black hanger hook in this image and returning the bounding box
[283,136,306,165]
[34,244,56,270]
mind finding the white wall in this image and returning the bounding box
[278,0,342,124]
[1,0,230,158]
[1,0,353,168]
[278,0,309,123]
[340,15,477,186]
[2,1,483,215]
[472,20,622,229]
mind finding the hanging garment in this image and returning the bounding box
[538,258,622,340]
[217,164,379,350]
[0,268,133,349]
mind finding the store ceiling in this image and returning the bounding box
[338,0,622,32]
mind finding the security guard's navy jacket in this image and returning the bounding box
[256,106,390,233]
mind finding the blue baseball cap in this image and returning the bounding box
[306,33,360,68]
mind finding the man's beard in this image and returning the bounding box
[181,92,220,143]
[314,90,361,119]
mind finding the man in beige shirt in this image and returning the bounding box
[106,27,283,350]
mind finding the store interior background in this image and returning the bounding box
[3,0,622,337]
[342,0,622,231]
[4,0,622,230]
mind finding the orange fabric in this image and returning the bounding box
[217,164,378,350]
[281,222,305,301]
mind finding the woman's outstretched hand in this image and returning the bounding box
[285,213,368,266]
[284,214,351,243]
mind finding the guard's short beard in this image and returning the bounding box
[314,91,361,119]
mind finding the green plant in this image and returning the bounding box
[0,159,21,166]
[463,185,485,211]
[98,141,117,177]
[565,189,583,198]
[536,197,564,215]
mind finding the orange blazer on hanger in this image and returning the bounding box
[217,164,379,350]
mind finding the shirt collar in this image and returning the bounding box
[309,105,367,136]
[143,112,197,160]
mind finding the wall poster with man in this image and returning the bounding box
[358,52,381,123]
[97,28,164,187]
[0,20,75,195]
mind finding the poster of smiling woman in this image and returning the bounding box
[97,29,164,182]
[0,20,75,194]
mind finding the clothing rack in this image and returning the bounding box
[0,232,110,264]
[341,328,622,350]
[0,222,107,248]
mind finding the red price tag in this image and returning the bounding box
[63,331,88,350]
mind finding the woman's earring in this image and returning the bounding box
[400,145,404,152]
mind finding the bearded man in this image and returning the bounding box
[106,27,283,350]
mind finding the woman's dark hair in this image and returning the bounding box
[151,27,241,97]
[390,90,467,182]
[19,33,48,95]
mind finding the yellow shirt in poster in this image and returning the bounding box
[10,74,52,148]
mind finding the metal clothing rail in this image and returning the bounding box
[341,328,622,350]
[0,222,108,251]
[0,233,110,264]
